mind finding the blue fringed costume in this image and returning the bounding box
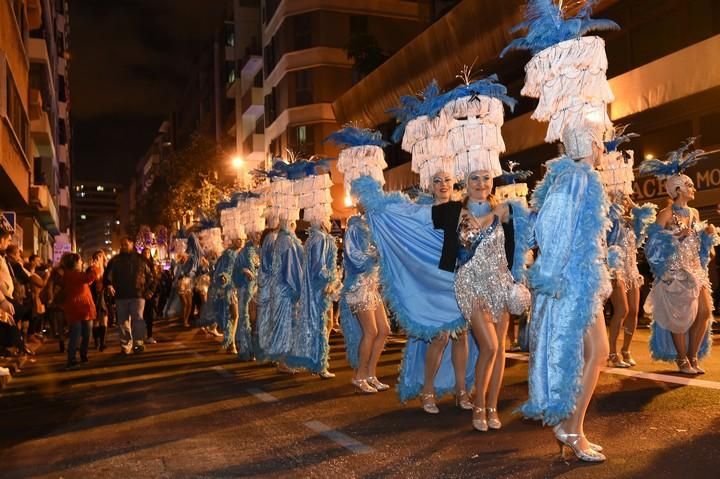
[199,247,239,336]
[286,226,338,372]
[256,226,303,362]
[233,240,259,360]
[254,230,278,358]
[163,233,204,319]
[519,157,611,426]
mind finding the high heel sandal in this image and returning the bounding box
[689,357,705,374]
[620,350,636,367]
[455,390,473,410]
[486,407,502,430]
[367,376,389,391]
[553,425,602,452]
[554,430,606,462]
[471,407,488,432]
[420,393,439,414]
[607,353,630,368]
[676,357,698,375]
[351,378,377,394]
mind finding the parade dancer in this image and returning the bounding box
[598,129,656,367]
[233,232,259,361]
[254,215,279,361]
[340,212,389,393]
[639,139,718,374]
[503,0,619,462]
[286,163,338,377]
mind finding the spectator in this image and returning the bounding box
[0,230,21,360]
[104,237,155,354]
[25,253,48,341]
[43,261,67,352]
[89,251,109,351]
[141,248,158,344]
[5,244,35,355]
[59,253,100,369]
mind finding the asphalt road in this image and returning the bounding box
[1,319,719,479]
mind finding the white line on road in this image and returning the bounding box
[506,352,720,390]
[304,420,373,455]
[172,342,187,348]
[246,387,279,403]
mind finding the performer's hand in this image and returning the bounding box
[705,223,716,235]
[107,285,116,297]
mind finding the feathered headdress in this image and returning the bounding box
[498,161,533,184]
[501,0,620,57]
[387,80,447,143]
[604,124,639,152]
[639,137,704,178]
[323,125,388,149]
[440,72,517,113]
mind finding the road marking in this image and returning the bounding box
[172,342,187,348]
[246,387,279,403]
[505,352,720,390]
[211,365,233,378]
[304,420,373,455]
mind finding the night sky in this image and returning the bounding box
[70,0,227,185]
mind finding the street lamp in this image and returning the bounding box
[231,155,244,188]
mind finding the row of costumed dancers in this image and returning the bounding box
[165,1,719,464]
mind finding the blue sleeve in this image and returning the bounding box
[343,223,376,273]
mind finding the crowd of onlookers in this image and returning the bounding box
[0,231,178,380]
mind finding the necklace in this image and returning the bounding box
[671,204,690,217]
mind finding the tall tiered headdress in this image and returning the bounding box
[597,125,638,196]
[325,125,388,194]
[639,137,704,198]
[502,0,619,143]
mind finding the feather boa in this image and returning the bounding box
[508,199,534,283]
[699,228,720,268]
[649,322,712,362]
[632,203,657,243]
[644,223,676,280]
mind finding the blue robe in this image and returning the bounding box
[233,241,259,360]
[254,231,277,358]
[256,228,303,362]
[200,248,238,333]
[520,157,611,426]
[350,177,479,401]
[339,215,378,370]
[286,227,338,372]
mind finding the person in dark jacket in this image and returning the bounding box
[104,237,156,354]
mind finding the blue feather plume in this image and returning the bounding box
[501,0,620,57]
[387,80,447,143]
[639,137,705,178]
[604,125,639,152]
[323,126,388,149]
[440,74,518,112]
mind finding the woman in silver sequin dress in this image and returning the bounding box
[606,193,649,368]
[454,170,530,432]
[647,174,716,374]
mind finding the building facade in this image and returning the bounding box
[333,0,720,222]
[74,181,122,258]
[1,0,73,261]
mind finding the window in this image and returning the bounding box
[293,14,312,50]
[224,21,235,47]
[2,61,29,160]
[291,124,315,154]
[295,70,313,106]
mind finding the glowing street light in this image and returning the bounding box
[232,156,244,170]
[645,153,655,160]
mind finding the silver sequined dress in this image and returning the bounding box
[613,220,644,291]
[454,215,529,322]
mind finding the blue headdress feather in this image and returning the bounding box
[440,74,517,112]
[323,125,388,149]
[501,0,620,57]
[387,80,447,143]
[498,160,532,184]
[604,124,639,152]
[639,137,705,178]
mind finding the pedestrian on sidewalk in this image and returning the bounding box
[89,251,109,351]
[104,237,156,355]
[59,253,101,369]
[141,248,159,344]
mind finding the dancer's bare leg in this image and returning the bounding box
[620,286,640,354]
[452,331,469,393]
[421,333,449,396]
[487,313,509,410]
[688,288,712,359]
[559,313,609,450]
[608,279,628,358]
[470,310,498,410]
[368,304,390,378]
[354,309,377,380]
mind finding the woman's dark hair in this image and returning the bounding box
[92,250,105,261]
[0,229,12,241]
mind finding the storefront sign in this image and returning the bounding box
[634,166,720,201]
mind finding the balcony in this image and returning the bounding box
[58,144,68,165]
[58,57,67,76]
[58,186,70,208]
[29,88,43,121]
[240,52,263,78]
[29,38,52,75]
[241,87,264,118]
[56,14,66,34]
[58,100,68,120]
[30,185,60,235]
[27,0,42,30]
[31,111,55,159]
[242,133,264,163]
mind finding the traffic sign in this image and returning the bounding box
[1,211,15,233]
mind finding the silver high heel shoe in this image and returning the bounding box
[472,407,488,432]
[689,357,705,374]
[620,349,637,367]
[367,376,389,391]
[351,378,377,394]
[553,425,602,452]
[554,430,606,462]
[677,358,698,375]
[455,390,473,410]
[607,353,630,368]
[486,407,502,430]
[420,393,439,414]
